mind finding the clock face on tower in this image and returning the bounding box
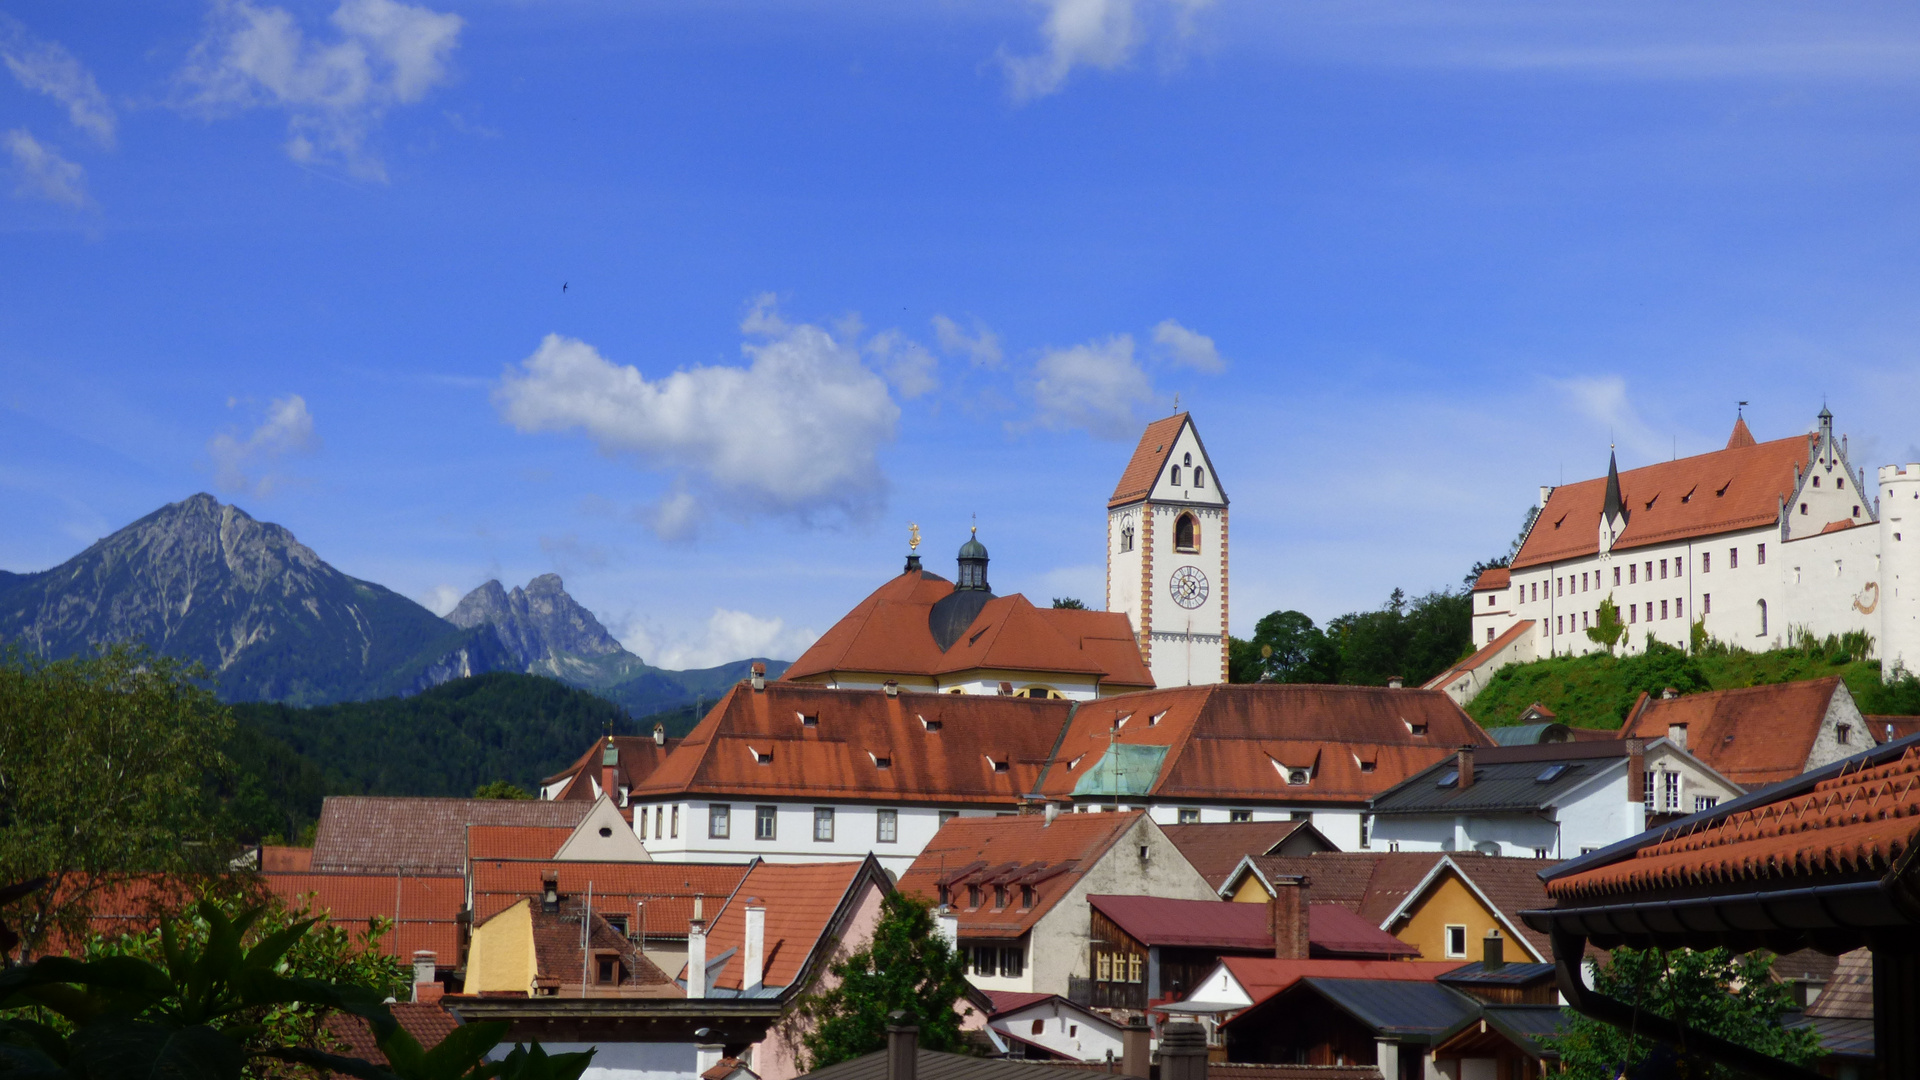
[1169,565,1209,609]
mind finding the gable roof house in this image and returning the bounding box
[1025,684,1494,851]
[1159,820,1336,891]
[1617,676,1871,788]
[1366,738,1742,859]
[468,857,752,976]
[542,730,684,803]
[897,811,1218,1001]
[781,531,1153,700]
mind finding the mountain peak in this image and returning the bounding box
[447,573,630,672]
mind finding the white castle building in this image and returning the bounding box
[1106,412,1231,688]
[1436,408,1920,703]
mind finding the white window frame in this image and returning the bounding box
[876,808,898,843]
[814,807,835,842]
[1445,924,1468,959]
[756,805,777,841]
[709,804,731,840]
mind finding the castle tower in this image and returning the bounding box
[1880,463,1920,677]
[1106,413,1229,687]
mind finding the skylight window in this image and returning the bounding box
[870,752,893,769]
[749,747,773,765]
[1436,770,1459,787]
[1536,764,1568,783]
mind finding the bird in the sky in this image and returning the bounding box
[562,282,569,293]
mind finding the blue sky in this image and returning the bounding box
[7,0,1920,668]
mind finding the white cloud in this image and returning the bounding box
[421,583,463,616]
[1151,319,1225,372]
[932,314,1003,368]
[4,129,87,207]
[1031,333,1156,439]
[999,0,1213,101]
[207,394,318,495]
[866,329,940,399]
[1550,375,1667,462]
[493,307,902,538]
[0,19,116,147]
[618,608,818,670]
[178,0,462,180]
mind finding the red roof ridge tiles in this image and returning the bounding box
[1422,621,1535,689]
[1109,413,1191,507]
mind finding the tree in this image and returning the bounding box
[1586,596,1626,654]
[1050,597,1086,609]
[0,645,239,959]
[1463,557,1510,591]
[1549,946,1822,1079]
[794,893,973,1070]
[1229,611,1341,684]
[472,780,534,800]
[1328,589,1471,687]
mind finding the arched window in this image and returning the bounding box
[1194,468,1205,489]
[1757,599,1768,637]
[1119,525,1134,553]
[1174,512,1198,554]
[1169,465,1182,486]
[1183,452,1192,466]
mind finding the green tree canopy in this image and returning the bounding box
[472,780,534,800]
[1049,597,1086,609]
[1228,610,1341,684]
[1586,596,1626,655]
[795,893,973,1070]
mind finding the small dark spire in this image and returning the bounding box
[1602,450,1627,524]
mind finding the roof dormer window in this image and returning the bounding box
[798,712,818,727]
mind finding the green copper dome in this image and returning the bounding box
[957,527,988,560]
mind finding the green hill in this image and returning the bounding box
[1468,636,1920,732]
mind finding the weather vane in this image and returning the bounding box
[908,522,920,552]
[1738,400,1748,417]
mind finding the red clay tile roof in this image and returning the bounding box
[1247,853,1446,926]
[1546,744,1920,903]
[1513,431,1811,568]
[469,860,751,932]
[781,573,1151,688]
[985,990,1057,1016]
[898,812,1146,937]
[1205,956,1464,1011]
[1109,414,1191,508]
[1471,567,1511,591]
[1161,821,1324,889]
[1726,417,1757,449]
[1031,685,1491,807]
[312,797,592,875]
[260,846,312,872]
[691,858,886,992]
[529,898,674,993]
[262,872,466,964]
[322,1002,459,1066]
[466,825,574,862]
[544,735,684,801]
[1869,716,1920,744]
[632,682,1077,805]
[1422,621,1535,689]
[1087,895,1416,958]
[1619,677,1843,788]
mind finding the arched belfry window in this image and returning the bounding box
[1169,465,1181,486]
[1174,512,1198,554]
[1195,468,1206,489]
[1183,452,1192,467]
[1119,524,1135,553]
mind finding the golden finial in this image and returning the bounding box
[908,523,921,552]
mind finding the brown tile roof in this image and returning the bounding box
[1513,429,1811,568]
[1471,567,1510,591]
[1247,853,1446,926]
[898,812,1146,937]
[1087,895,1416,958]
[1390,855,1558,963]
[322,1002,459,1067]
[1805,949,1871,1019]
[781,572,1151,689]
[529,898,675,994]
[469,859,751,933]
[1206,956,1464,1011]
[1031,685,1491,807]
[632,682,1077,805]
[466,825,574,862]
[1422,621,1535,689]
[261,872,466,963]
[1619,677,1844,788]
[544,734,684,801]
[311,797,592,875]
[1726,417,1756,449]
[260,846,312,872]
[1546,743,1920,903]
[690,858,887,992]
[1108,413,1191,507]
[1869,716,1920,744]
[1161,820,1324,889]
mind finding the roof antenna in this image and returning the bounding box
[1173,392,1180,413]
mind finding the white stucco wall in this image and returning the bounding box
[631,799,1004,875]
[1139,804,1364,850]
[990,999,1125,1061]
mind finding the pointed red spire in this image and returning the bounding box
[1726,416,1756,449]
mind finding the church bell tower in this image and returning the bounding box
[1106,412,1229,687]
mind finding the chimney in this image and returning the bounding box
[750,662,766,691]
[1267,875,1310,960]
[1482,932,1505,971]
[933,905,958,950]
[884,680,899,697]
[1386,675,1404,689]
[1667,722,1688,752]
[743,903,766,995]
[1158,1023,1207,1080]
[695,1042,725,1077]
[1043,802,1060,826]
[1627,737,1646,803]
[1661,686,1679,700]
[411,951,440,1002]
[886,1012,919,1080]
[541,873,560,914]
[1456,746,1474,790]
[653,722,666,747]
[686,916,708,999]
[601,741,620,802]
[1121,1019,1151,1079]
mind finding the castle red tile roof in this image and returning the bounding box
[1161,820,1326,889]
[780,572,1151,689]
[1471,567,1510,591]
[1086,895,1416,959]
[898,812,1147,938]
[1109,413,1192,508]
[1618,677,1847,787]
[631,682,1077,805]
[1513,424,1813,569]
[261,872,466,963]
[1029,685,1491,807]
[468,859,751,931]
[466,825,574,862]
[322,1002,459,1067]
[1546,743,1920,903]
[311,797,592,875]
[544,734,684,801]
[688,858,888,993]
[1422,621,1535,690]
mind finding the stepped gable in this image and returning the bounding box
[1028,684,1491,806]
[1618,677,1850,788]
[1513,422,1814,569]
[310,796,591,875]
[629,682,1075,805]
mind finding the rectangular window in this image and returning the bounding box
[1676,596,1683,618]
[1645,561,1653,581]
[1630,564,1637,584]
[1695,795,1719,812]
[1097,953,1111,981]
[1556,616,1563,634]
[1177,807,1200,824]
[1837,724,1852,746]
[1001,947,1024,978]
[1630,603,1637,623]
[973,946,997,975]
[1703,551,1711,573]
[1758,544,1766,565]
[1128,954,1143,983]
[813,807,834,842]
[1703,593,1711,614]
[1388,840,1400,852]
[1533,847,1550,859]
[1359,814,1372,849]
[756,805,777,841]
[1230,809,1252,823]
[1660,559,1668,579]
[597,955,618,984]
[1581,611,1589,629]
[1663,772,1680,812]
[653,806,663,839]
[1532,582,1538,601]
[1661,600,1668,620]
[1580,571,1588,590]
[671,806,679,839]
[1614,566,1621,586]
[1645,770,1655,805]
[1557,577,1564,596]
[877,808,898,843]
[710,804,731,839]
[1446,925,1468,958]
[1730,548,1739,569]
